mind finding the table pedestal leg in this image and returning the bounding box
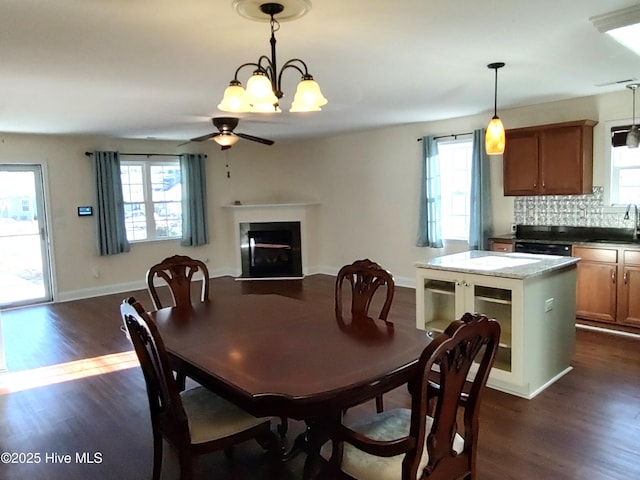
[281,414,337,464]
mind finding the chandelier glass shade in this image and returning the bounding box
[218,3,327,114]
[627,84,640,149]
[485,62,506,155]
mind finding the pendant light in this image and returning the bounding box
[485,62,506,155]
[626,83,640,149]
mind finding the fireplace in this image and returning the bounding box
[240,222,302,279]
[224,201,318,279]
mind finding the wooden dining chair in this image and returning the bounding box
[335,258,395,413]
[320,312,501,480]
[146,254,210,310]
[120,297,279,480]
[146,255,209,390]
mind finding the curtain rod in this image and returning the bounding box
[84,152,207,158]
[417,132,473,141]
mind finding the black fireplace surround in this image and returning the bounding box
[239,221,302,278]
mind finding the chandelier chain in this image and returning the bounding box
[270,16,280,34]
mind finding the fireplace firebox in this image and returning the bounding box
[239,221,302,278]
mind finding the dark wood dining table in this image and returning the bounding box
[149,292,432,461]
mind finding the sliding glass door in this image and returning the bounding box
[0,165,53,307]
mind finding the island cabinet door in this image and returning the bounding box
[416,269,522,389]
[463,273,522,389]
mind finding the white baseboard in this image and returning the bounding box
[56,268,231,303]
[53,266,417,303]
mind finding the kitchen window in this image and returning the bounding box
[120,158,182,242]
[608,124,640,205]
[437,138,473,240]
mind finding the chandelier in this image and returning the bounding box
[218,2,327,114]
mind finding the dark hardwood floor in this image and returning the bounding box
[0,274,639,479]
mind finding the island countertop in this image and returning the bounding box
[415,250,579,279]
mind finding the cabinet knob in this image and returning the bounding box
[612,269,616,284]
[624,271,628,285]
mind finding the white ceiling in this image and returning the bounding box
[1,0,639,144]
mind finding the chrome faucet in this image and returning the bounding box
[624,204,640,239]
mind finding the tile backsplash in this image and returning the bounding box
[513,187,635,228]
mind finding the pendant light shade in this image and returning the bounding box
[626,83,640,149]
[217,81,250,113]
[485,62,506,155]
[486,116,506,154]
[290,76,328,112]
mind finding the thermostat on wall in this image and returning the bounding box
[77,206,93,217]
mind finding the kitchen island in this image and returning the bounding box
[416,250,580,399]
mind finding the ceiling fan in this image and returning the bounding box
[186,117,275,150]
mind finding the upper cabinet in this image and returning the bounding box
[503,120,597,196]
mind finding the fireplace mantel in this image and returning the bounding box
[224,202,319,278]
[223,201,320,212]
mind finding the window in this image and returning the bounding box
[120,158,182,242]
[609,124,640,205]
[437,138,473,240]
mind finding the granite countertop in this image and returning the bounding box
[415,250,579,279]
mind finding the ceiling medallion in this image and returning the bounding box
[232,0,312,22]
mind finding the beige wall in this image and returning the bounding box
[0,89,632,300]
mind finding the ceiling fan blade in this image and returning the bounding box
[221,145,233,151]
[189,132,220,142]
[236,132,275,146]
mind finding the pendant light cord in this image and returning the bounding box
[633,87,637,126]
[493,67,498,117]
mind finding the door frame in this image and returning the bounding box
[0,163,55,308]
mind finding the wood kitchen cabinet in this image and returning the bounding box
[490,240,515,252]
[574,246,617,323]
[503,120,597,196]
[619,250,640,327]
[574,245,640,328]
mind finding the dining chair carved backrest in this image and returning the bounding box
[322,312,501,480]
[335,258,395,321]
[335,258,395,413]
[146,254,209,310]
[120,297,276,480]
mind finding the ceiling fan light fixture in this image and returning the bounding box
[290,75,327,112]
[218,82,250,113]
[627,83,640,149]
[213,132,240,147]
[485,62,506,156]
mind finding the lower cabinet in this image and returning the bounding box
[574,246,617,323]
[490,240,515,252]
[416,266,576,399]
[574,245,640,328]
[619,250,640,327]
